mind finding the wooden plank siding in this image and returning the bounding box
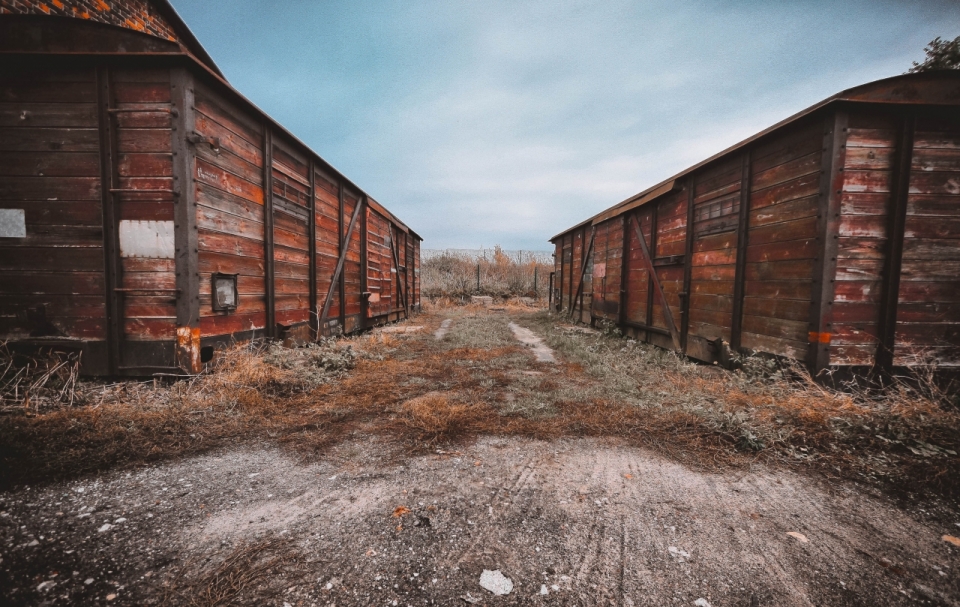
[114,68,177,343]
[193,80,268,339]
[0,66,106,340]
[740,120,822,360]
[895,109,960,366]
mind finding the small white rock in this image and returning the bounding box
[114,518,126,524]
[84,578,94,585]
[27,540,39,547]
[479,569,513,595]
[540,584,549,595]
[97,523,114,533]
[694,599,712,607]
[37,580,56,592]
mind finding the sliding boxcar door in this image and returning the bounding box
[686,157,743,361]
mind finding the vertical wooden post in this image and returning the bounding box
[359,196,368,329]
[262,128,276,338]
[171,68,200,372]
[680,178,696,352]
[307,159,318,338]
[618,214,629,327]
[96,66,122,375]
[645,207,658,332]
[876,111,916,374]
[807,110,849,376]
[338,181,346,331]
[730,151,752,351]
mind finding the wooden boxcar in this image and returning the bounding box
[0,1,421,376]
[551,72,960,376]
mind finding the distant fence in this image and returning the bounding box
[422,249,554,264]
[420,248,554,300]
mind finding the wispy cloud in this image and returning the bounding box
[174,0,958,249]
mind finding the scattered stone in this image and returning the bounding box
[27,540,39,547]
[787,532,809,543]
[942,535,960,547]
[84,578,94,585]
[479,569,513,595]
[106,593,117,601]
[36,581,56,592]
[97,524,114,533]
[694,599,712,607]
[669,546,691,561]
[540,584,549,595]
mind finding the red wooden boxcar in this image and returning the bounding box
[551,72,960,376]
[0,1,421,375]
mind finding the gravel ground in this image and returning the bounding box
[2,435,959,606]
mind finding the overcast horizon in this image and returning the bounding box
[171,0,958,250]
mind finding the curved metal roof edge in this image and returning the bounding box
[549,70,960,243]
[156,0,225,78]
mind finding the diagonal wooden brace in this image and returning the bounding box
[631,214,682,351]
[569,227,596,319]
[319,195,365,325]
[390,226,407,314]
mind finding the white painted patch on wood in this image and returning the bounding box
[0,209,26,238]
[508,322,556,363]
[119,220,175,259]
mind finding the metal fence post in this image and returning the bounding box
[476,263,480,292]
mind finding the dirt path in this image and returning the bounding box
[2,307,959,606]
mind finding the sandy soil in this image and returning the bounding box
[2,308,959,606]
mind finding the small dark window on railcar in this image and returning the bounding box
[212,273,239,312]
[694,196,740,236]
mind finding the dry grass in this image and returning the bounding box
[1,309,958,503]
[421,246,552,300]
[161,536,305,607]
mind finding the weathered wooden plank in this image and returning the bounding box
[0,102,97,127]
[749,195,818,228]
[745,238,817,262]
[0,271,103,294]
[196,157,264,205]
[741,314,808,343]
[744,258,814,281]
[0,176,99,200]
[749,171,820,211]
[742,296,809,321]
[114,128,171,153]
[740,331,806,359]
[748,216,817,246]
[751,151,820,192]
[742,280,811,300]
[840,192,891,216]
[902,238,960,261]
[0,151,100,176]
[0,126,99,152]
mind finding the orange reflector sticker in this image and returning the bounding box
[808,331,831,344]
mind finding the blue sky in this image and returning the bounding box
[171,0,958,250]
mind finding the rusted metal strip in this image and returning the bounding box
[680,178,696,351]
[876,110,916,374]
[307,158,318,337]
[630,213,682,351]
[569,227,596,319]
[319,194,365,324]
[96,66,122,375]
[807,110,848,376]
[337,181,346,330]
[262,127,276,337]
[730,151,752,351]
